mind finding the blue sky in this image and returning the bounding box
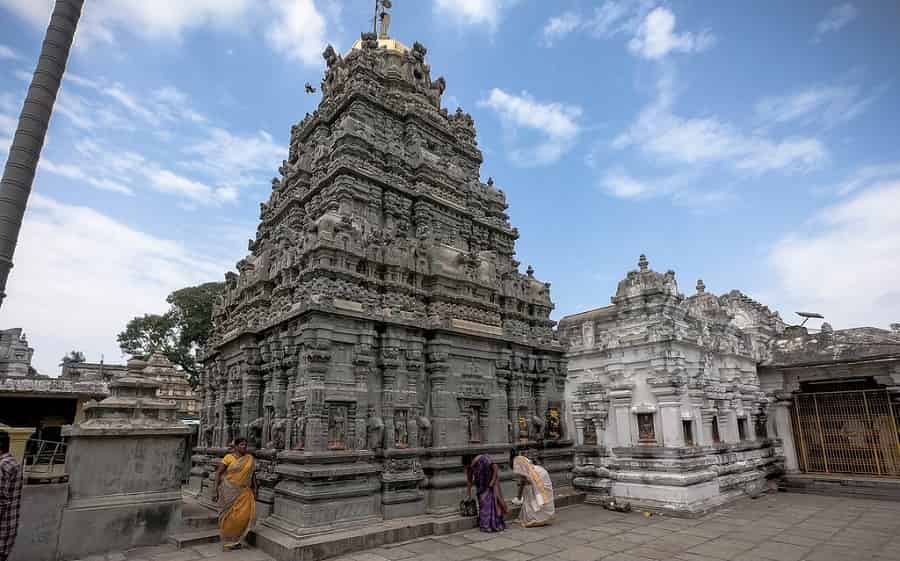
[1,0,898,376]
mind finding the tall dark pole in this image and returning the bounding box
[0,0,84,310]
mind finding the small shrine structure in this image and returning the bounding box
[561,256,783,515]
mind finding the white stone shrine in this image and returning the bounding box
[560,256,784,515]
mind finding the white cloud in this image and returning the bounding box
[816,3,858,39]
[2,194,228,376]
[145,168,232,205]
[265,0,329,67]
[540,1,653,46]
[770,180,900,330]
[0,44,21,60]
[601,167,656,198]
[39,159,135,196]
[627,7,715,60]
[80,0,253,46]
[0,93,16,154]
[1,0,253,45]
[434,0,515,30]
[103,83,160,124]
[598,165,733,209]
[478,88,582,166]
[0,0,49,29]
[755,83,878,129]
[586,0,653,38]
[614,71,827,174]
[1,0,334,63]
[541,12,580,46]
[184,128,284,187]
[833,161,900,195]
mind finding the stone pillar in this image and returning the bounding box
[0,423,33,463]
[700,408,718,446]
[58,359,191,559]
[609,384,634,447]
[425,343,451,446]
[650,382,685,447]
[304,338,331,451]
[405,347,423,447]
[772,393,799,473]
[722,408,740,443]
[380,347,400,448]
[242,345,262,443]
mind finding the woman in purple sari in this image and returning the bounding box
[464,454,507,532]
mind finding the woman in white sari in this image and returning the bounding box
[512,455,555,527]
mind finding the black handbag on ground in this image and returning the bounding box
[459,497,478,517]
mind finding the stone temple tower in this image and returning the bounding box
[191,21,572,537]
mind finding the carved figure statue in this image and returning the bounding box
[394,409,409,448]
[270,418,287,450]
[367,414,385,451]
[329,405,349,450]
[547,408,562,440]
[323,45,338,68]
[531,415,546,440]
[248,416,265,449]
[517,414,529,442]
[416,416,432,448]
[292,415,307,450]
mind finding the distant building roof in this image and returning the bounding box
[766,325,900,367]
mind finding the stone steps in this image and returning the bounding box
[170,496,220,549]
[169,528,220,549]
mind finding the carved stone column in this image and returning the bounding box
[380,346,400,448]
[304,338,332,451]
[241,344,262,446]
[700,407,719,446]
[425,342,450,446]
[405,347,423,447]
[772,391,799,472]
[609,383,634,447]
[649,378,685,447]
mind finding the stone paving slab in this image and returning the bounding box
[76,492,900,561]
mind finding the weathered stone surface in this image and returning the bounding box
[7,482,68,561]
[192,19,571,538]
[58,358,191,559]
[561,257,783,515]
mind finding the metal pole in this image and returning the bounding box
[0,0,85,309]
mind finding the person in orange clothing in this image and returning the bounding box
[212,437,258,551]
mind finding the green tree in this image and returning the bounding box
[117,282,223,388]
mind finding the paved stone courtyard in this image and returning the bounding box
[81,493,900,561]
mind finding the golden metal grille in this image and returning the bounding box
[792,390,900,477]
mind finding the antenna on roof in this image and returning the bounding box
[796,311,824,327]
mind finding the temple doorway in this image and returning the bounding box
[792,389,900,477]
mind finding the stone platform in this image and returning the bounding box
[781,474,900,501]
[252,490,583,561]
[73,492,900,561]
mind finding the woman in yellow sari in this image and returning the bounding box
[212,437,257,551]
[512,455,555,528]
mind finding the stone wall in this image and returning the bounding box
[8,483,68,561]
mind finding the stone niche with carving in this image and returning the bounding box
[561,256,784,516]
[189,27,571,537]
